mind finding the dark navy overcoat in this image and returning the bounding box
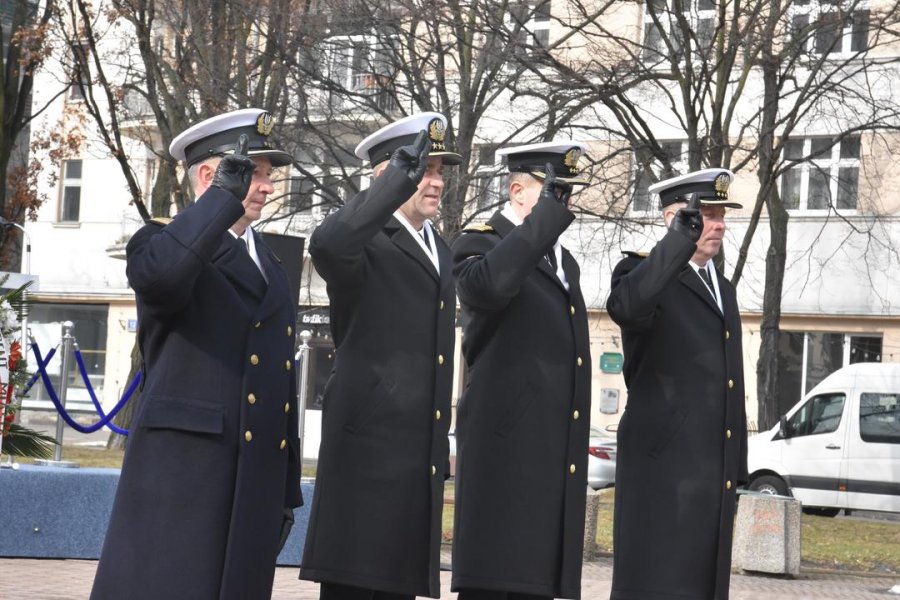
[299,166,456,598]
[91,188,302,600]
[450,198,592,600]
[606,230,748,600]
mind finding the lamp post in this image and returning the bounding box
[296,330,312,472]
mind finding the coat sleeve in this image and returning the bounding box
[309,165,418,289]
[452,198,574,311]
[126,188,245,316]
[606,229,697,331]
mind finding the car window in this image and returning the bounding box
[859,393,900,444]
[787,393,845,437]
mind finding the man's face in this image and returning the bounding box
[396,157,445,228]
[694,205,727,263]
[239,156,275,223]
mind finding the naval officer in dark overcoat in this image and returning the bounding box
[606,168,748,600]
[299,112,460,600]
[91,109,302,600]
[451,143,593,600]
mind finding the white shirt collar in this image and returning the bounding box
[393,211,439,274]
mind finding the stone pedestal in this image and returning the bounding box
[583,486,603,561]
[732,492,801,576]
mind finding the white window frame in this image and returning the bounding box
[788,0,870,57]
[799,332,882,394]
[642,0,717,64]
[779,136,860,213]
[60,159,83,223]
[507,0,552,57]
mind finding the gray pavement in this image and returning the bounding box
[1,556,897,599]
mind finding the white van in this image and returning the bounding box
[747,362,900,515]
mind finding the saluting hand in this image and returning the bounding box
[538,163,574,208]
[211,134,256,201]
[390,130,432,185]
[670,193,703,243]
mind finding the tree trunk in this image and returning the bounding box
[106,339,143,450]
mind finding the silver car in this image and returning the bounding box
[587,426,617,490]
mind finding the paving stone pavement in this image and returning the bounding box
[1,556,897,600]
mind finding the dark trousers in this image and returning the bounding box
[457,589,552,600]
[319,582,414,600]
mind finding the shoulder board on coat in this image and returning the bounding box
[462,223,494,234]
[622,250,649,259]
[148,217,173,227]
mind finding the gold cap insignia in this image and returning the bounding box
[256,112,275,137]
[429,118,447,151]
[564,147,582,175]
[714,172,731,199]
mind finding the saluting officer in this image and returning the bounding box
[91,109,302,600]
[299,112,460,600]
[451,142,593,600]
[606,168,748,600]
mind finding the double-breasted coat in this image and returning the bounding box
[450,198,592,599]
[606,230,748,600]
[299,166,456,598]
[91,189,303,600]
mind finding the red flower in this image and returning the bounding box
[9,340,21,372]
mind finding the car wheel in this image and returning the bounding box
[748,475,789,496]
[802,506,841,518]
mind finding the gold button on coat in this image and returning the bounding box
[438,355,444,365]
[725,330,731,340]
[570,305,575,315]
[250,354,259,365]
[287,326,293,336]
[440,300,445,310]
[569,464,576,474]
[280,439,287,450]
[247,393,257,405]
[726,429,732,438]
[728,379,734,389]
[284,402,290,413]
[286,360,292,371]
[435,410,442,420]
[726,480,732,489]
[244,431,253,442]
[577,357,583,367]
[255,321,261,328]
[431,465,436,476]
[573,410,580,420]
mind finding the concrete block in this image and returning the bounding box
[732,492,801,576]
[583,486,602,561]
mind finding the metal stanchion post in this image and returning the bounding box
[296,330,312,473]
[34,322,78,468]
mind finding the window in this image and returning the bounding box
[325,35,397,112]
[287,175,315,214]
[632,141,686,213]
[789,1,869,56]
[785,393,846,437]
[60,160,83,222]
[777,331,882,415]
[780,136,859,211]
[24,303,108,411]
[471,145,502,213]
[509,0,551,56]
[859,393,900,444]
[642,0,717,63]
[69,43,90,101]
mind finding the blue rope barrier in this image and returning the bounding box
[23,345,58,395]
[30,341,140,435]
[73,346,130,435]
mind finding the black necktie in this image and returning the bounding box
[698,266,712,290]
[420,229,432,253]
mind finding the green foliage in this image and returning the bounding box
[1,423,55,459]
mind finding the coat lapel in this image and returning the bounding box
[436,232,453,296]
[212,235,267,302]
[489,211,569,294]
[254,232,291,322]
[561,249,580,298]
[679,266,722,318]
[384,216,439,282]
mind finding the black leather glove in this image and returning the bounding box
[278,507,295,552]
[211,134,256,201]
[670,193,703,243]
[389,130,432,185]
[538,163,573,207]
